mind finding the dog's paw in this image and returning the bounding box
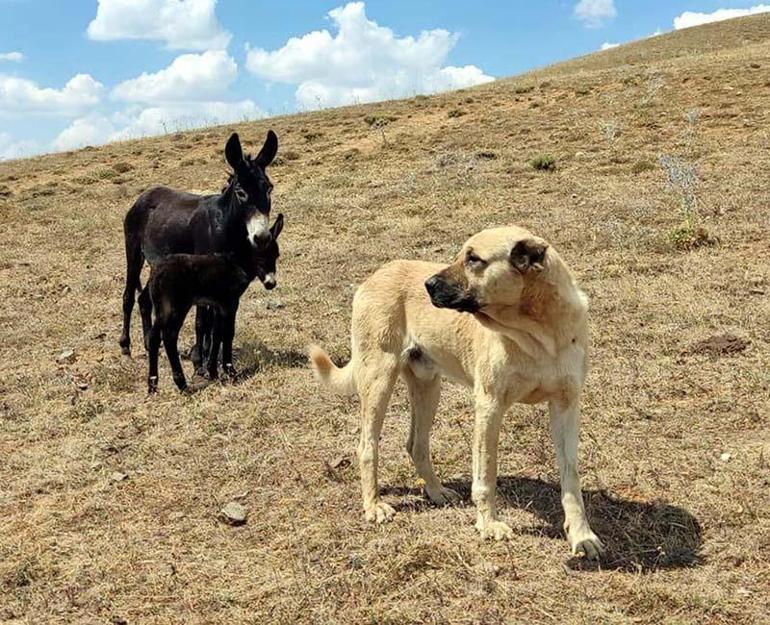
[364,502,396,524]
[477,519,514,541]
[568,525,604,559]
[425,485,461,506]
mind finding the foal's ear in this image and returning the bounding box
[255,130,278,167]
[270,213,284,239]
[510,239,548,273]
[225,133,244,169]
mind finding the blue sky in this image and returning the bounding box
[1,0,768,159]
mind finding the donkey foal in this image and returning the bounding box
[147,254,248,393]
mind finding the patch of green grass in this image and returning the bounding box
[529,154,556,171]
[631,159,656,174]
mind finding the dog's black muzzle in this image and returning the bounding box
[425,276,480,313]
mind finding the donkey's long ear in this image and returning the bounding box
[270,213,284,239]
[510,239,548,273]
[225,133,244,170]
[255,130,278,167]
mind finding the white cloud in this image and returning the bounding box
[600,41,620,50]
[245,2,493,109]
[673,4,770,29]
[112,50,237,103]
[111,100,265,139]
[574,0,617,28]
[51,100,265,151]
[0,131,38,160]
[0,73,103,115]
[87,0,230,50]
[0,52,24,63]
[50,115,117,151]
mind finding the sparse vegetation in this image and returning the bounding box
[0,13,768,625]
[658,154,715,249]
[631,158,656,174]
[529,153,556,171]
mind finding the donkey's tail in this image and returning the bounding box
[308,345,356,396]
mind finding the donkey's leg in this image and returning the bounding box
[147,319,162,394]
[192,306,214,374]
[221,303,239,379]
[206,313,223,380]
[119,241,144,356]
[191,306,205,370]
[138,285,153,352]
[161,317,187,392]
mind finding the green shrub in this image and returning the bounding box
[529,154,556,171]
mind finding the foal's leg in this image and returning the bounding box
[221,303,239,379]
[161,316,187,391]
[206,313,223,380]
[191,305,206,371]
[138,286,153,352]
[147,319,162,393]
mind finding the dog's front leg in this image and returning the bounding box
[549,398,604,559]
[472,393,512,540]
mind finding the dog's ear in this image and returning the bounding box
[510,239,548,273]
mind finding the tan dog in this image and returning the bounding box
[309,226,604,558]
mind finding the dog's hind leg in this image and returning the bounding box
[549,398,604,559]
[403,369,460,506]
[357,355,399,524]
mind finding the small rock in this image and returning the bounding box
[220,501,248,526]
[56,349,76,364]
[111,471,129,482]
[266,299,284,311]
[720,452,731,462]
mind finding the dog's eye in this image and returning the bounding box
[466,252,486,267]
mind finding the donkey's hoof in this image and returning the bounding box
[223,363,238,380]
[147,376,158,394]
[120,343,131,356]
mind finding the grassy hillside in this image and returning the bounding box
[1,13,768,625]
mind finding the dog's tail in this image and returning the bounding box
[308,345,356,396]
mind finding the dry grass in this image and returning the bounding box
[1,14,769,625]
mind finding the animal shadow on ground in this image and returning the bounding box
[229,340,308,381]
[385,477,702,573]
